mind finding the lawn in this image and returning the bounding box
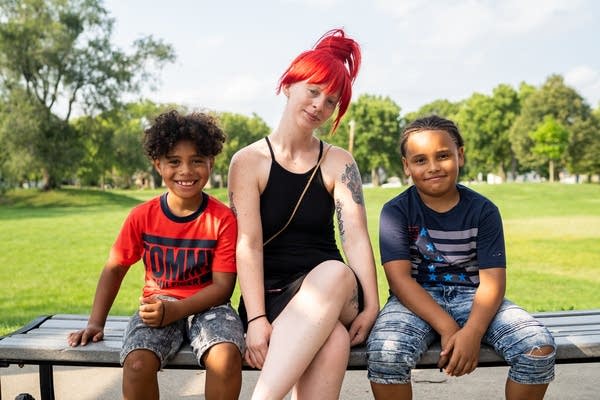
[1,183,599,335]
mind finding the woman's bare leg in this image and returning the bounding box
[251,261,358,400]
[291,322,350,400]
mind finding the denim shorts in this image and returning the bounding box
[120,301,245,368]
[367,286,556,385]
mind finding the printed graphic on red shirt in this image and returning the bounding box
[143,234,216,291]
[111,194,237,299]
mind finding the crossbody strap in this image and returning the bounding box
[263,144,332,246]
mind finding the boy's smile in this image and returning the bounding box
[153,139,213,215]
[402,129,464,210]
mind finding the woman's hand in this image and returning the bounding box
[244,317,272,369]
[348,308,377,346]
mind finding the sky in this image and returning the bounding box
[104,0,600,129]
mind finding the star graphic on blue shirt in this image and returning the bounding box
[428,264,436,272]
[420,227,428,237]
[428,273,437,281]
[443,274,453,282]
[426,242,435,252]
[435,255,444,262]
[458,273,467,281]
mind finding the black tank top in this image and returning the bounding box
[261,137,343,289]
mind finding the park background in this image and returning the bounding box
[1,1,600,335]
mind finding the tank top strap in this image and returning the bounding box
[265,136,276,161]
[265,137,324,166]
[317,140,324,162]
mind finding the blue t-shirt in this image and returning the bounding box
[379,184,505,287]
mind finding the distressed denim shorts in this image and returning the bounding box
[367,286,556,385]
[120,301,245,368]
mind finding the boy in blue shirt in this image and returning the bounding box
[367,115,555,399]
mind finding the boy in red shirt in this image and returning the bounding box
[68,110,244,400]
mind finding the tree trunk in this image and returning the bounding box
[371,168,380,187]
[42,168,58,191]
[549,160,555,183]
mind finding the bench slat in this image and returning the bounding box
[2,310,600,370]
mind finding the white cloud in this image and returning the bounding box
[376,0,587,49]
[565,65,600,107]
[220,75,266,102]
[282,0,340,8]
[193,35,225,51]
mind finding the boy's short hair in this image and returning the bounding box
[143,110,226,160]
[400,115,464,157]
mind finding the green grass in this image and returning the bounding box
[1,183,599,336]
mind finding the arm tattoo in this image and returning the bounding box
[341,163,364,205]
[228,191,238,216]
[335,199,346,243]
[349,284,359,312]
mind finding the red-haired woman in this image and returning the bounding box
[228,29,379,399]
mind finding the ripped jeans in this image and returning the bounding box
[120,301,245,369]
[367,286,555,385]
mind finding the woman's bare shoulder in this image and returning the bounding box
[231,138,270,165]
[321,143,357,171]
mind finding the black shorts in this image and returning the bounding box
[238,269,364,331]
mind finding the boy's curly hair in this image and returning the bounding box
[143,110,226,160]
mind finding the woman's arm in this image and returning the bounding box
[327,147,380,345]
[227,146,271,368]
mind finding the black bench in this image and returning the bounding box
[1,309,599,400]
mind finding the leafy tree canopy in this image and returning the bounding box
[0,0,175,189]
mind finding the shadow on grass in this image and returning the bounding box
[0,187,144,220]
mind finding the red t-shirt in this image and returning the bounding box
[110,192,237,299]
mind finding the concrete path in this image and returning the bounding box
[1,363,598,399]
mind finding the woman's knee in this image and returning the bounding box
[305,261,356,296]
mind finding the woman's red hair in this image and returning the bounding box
[276,28,361,133]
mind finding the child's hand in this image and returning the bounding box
[67,324,104,347]
[139,296,167,327]
[439,327,481,377]
[437,325,460,371]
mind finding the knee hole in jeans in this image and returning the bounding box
[526,345,555,357]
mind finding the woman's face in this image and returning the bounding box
[284,80,340,130]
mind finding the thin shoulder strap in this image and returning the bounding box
[264,136,276,160]
[263,142,333,247]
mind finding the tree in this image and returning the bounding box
[0,0,175,189]
[456,84,520,181]
[530,116,568,182]
[565,114,600,180]
[216,112,270,187]
[509,75,591,177]
[72,100,173,188]
[404,99,461,124]
[325,94,402,186]
[0,89,41,187]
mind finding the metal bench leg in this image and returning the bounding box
[39,364,55,400]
